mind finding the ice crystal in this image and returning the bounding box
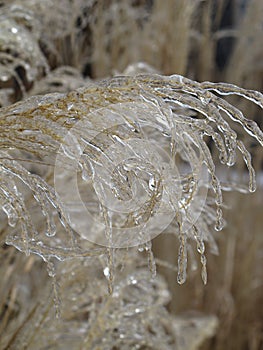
[0,0,92,106]
[1,73,262,285]
[0,1,262,348]
[0,14,49,104]
[0,252,218,349]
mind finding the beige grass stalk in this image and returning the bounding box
[142,0,197,75]
[225,0,263,89]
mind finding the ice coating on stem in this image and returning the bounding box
[1,73,262,285]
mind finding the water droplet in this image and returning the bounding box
[177,272,186,285]
[214,208,224,231]
[0,75,9,82]
[197,241,205,254]
[45,215,56,237]
[149,176,156,190]
[81,166,90,181]
[11,27,18,34]
[45,226,56,237]
[103,266,110,278]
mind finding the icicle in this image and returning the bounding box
[199,81,263,108]
[192,225,207,284]
[2,202,18,227]
[190,131,224,231]
[45,213,57,237]
[99,202,116,294]
[201,125,228,165]
[158,89,238,166]
[144,241,157,279]
[1,72,263,286]
[201,254,207,285]
[0,181,33,256]
[237,140,257,193]
[177,215,187,285]
[214,206,224,232]
[81,163,90,182]
[105,248,114,295]
[46,260,61,319]
[217,98,263,147]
